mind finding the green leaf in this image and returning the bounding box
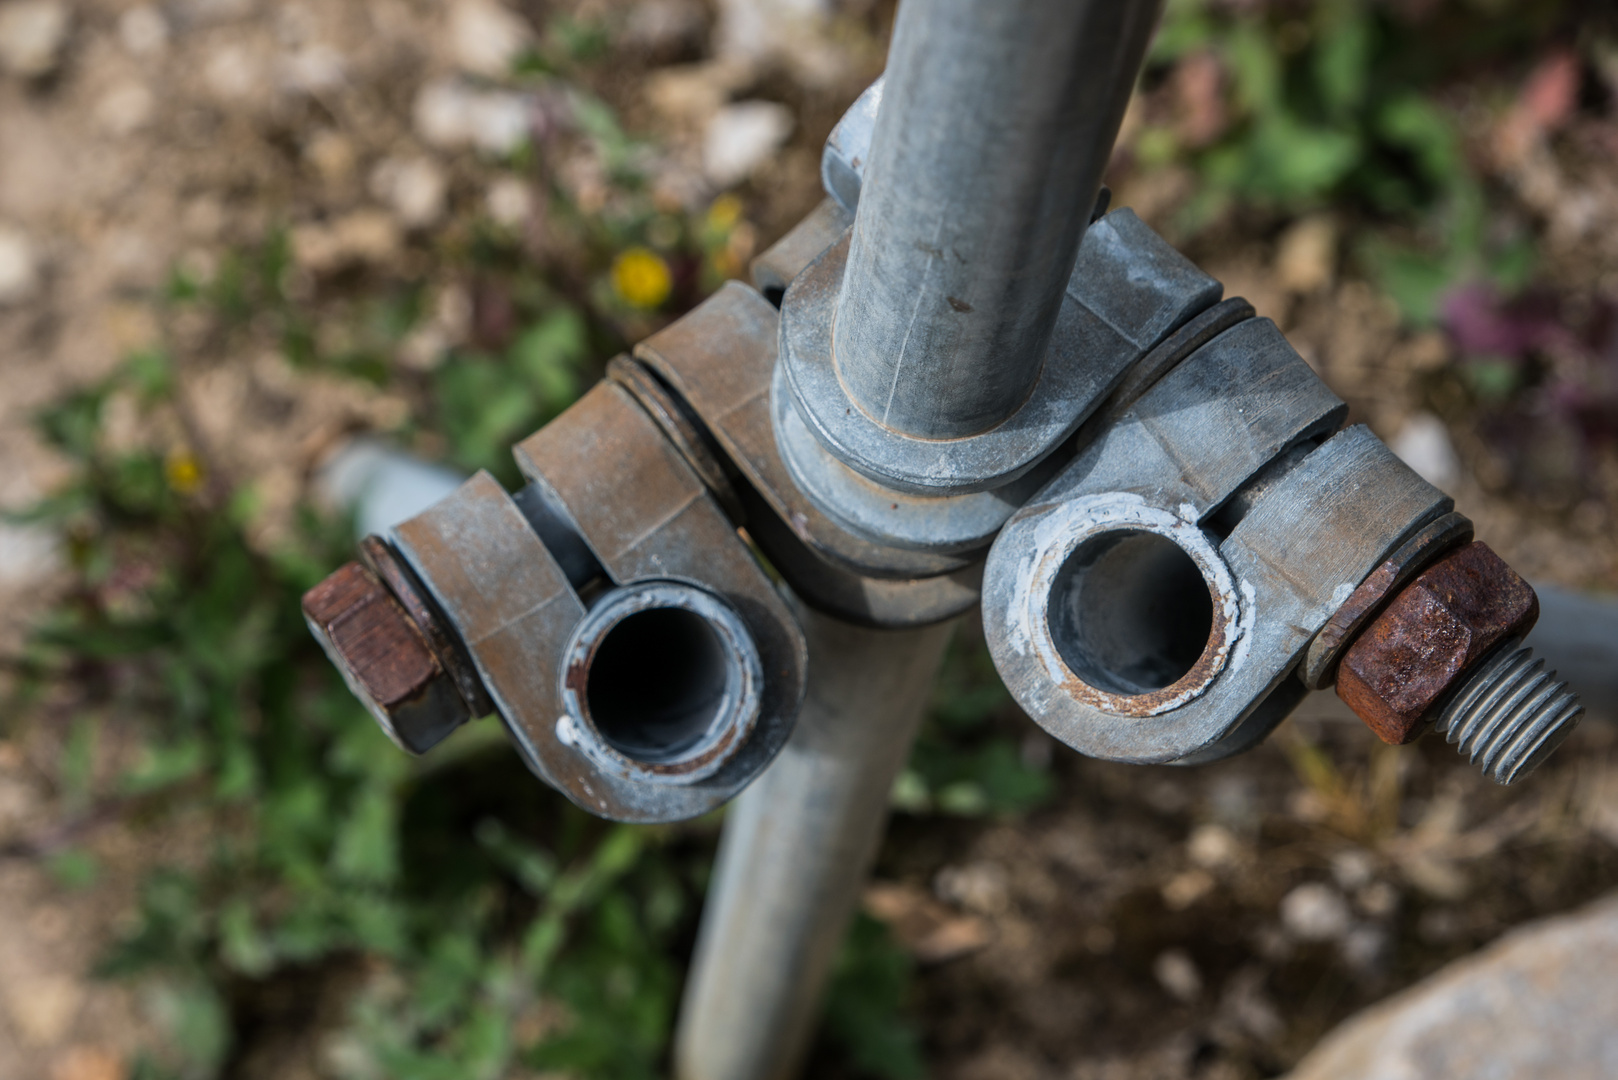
[1312,1,1372,117]
[822,915,925,1080]
[219,897,274,976]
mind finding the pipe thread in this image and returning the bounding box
[1435,639,1584,785]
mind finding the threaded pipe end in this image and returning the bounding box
[1434,639,1584,785]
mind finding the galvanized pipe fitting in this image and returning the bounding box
[831,0,1160,441]
[780,0,1167,502]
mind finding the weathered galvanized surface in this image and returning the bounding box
[830,0,1163,441]
[749,197,853,306]
[1301,511,1474,690]
[390,471,589,793]
[1337,542,1539,745]
[819,77,882,214]
[674,608,957,1080]
[604,353,744,520]
[1435,637,1583,784]
[985,328,1449,764]
[770,359,1054,555]
[633,283,983,626]
[779,210,1222,496]
[512,381,808,816]
[1285,892,1618,1080]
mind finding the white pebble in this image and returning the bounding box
[1153,948,1202,1003]
[0,1,71,78]
[0,228,40,305]
[703,100,794,188]
[1280,882,1353,942]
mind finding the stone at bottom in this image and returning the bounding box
[1287,892,1618,1080]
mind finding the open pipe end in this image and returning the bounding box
[558,581,763,785]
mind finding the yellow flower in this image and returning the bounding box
[612,247,673,310]
[165,448,204,495]
[706,194,744,232]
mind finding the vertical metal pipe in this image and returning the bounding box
[674,609,956,1080]
[833,0,1163,439]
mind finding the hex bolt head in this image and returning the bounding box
[1337,542,1539,745]
[302,561,471,754]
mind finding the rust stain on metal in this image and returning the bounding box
[302,561,443,709]
[1337,541,1539,745]
[1058,574,1234,717]
[1303,511,1472,689]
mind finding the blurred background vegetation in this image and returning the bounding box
[0,1,1615,1078]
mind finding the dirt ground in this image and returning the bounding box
[3,1,1618,1078]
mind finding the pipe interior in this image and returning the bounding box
[585,607,731,762]
[1047,530,1215,696]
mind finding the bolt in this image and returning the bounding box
[302,558,472,754]
[1335,541,1583,783]
[1432,637,1583,785]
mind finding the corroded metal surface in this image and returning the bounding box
[511,381,809,818]
[1300,511,1474,690]
[633,282,984,626]
[1337,541,1540,745]
[985,316,1451,763]
[779,210,1222,496]
[358,534,494,719]
[301,560,469,754]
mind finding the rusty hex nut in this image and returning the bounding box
[302,561,471,754]
[1336,542,1540,745]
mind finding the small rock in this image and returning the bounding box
[485,176,532,227]
[1280,882,1352,942]
[279,43,347,95]
[0,521,60,584]
[449,0,532,78]
[0,1,71,78]
[1188,823,1240,869]
[4,974,83,1045]
[95,82,154,136]
[1356,880,1400,919]
[118,5,169,55]
[0,227,40,304]
[204,40,266,101]
[1340,924,1389,974]
[1287,892,1618,1080]
[290,211,401,274]
[304,130,358,184]
[1390,411,1460,488]
[644,59,754,125]
[621,0,708,55]
[1274,214,1338,295]
[703,100,793,187]
[372,157,448,230]
[934,861,1010,916]
[414,79,531,155]
[1154,948,1203,1003]
[1329,848,1376,891]
[1162,868,1215,911]
[51,1046,126,1080]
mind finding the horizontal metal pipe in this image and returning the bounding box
[833,0,1163,439]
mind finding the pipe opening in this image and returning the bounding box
[1047,530,1215,696]
[584,606,732,764]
